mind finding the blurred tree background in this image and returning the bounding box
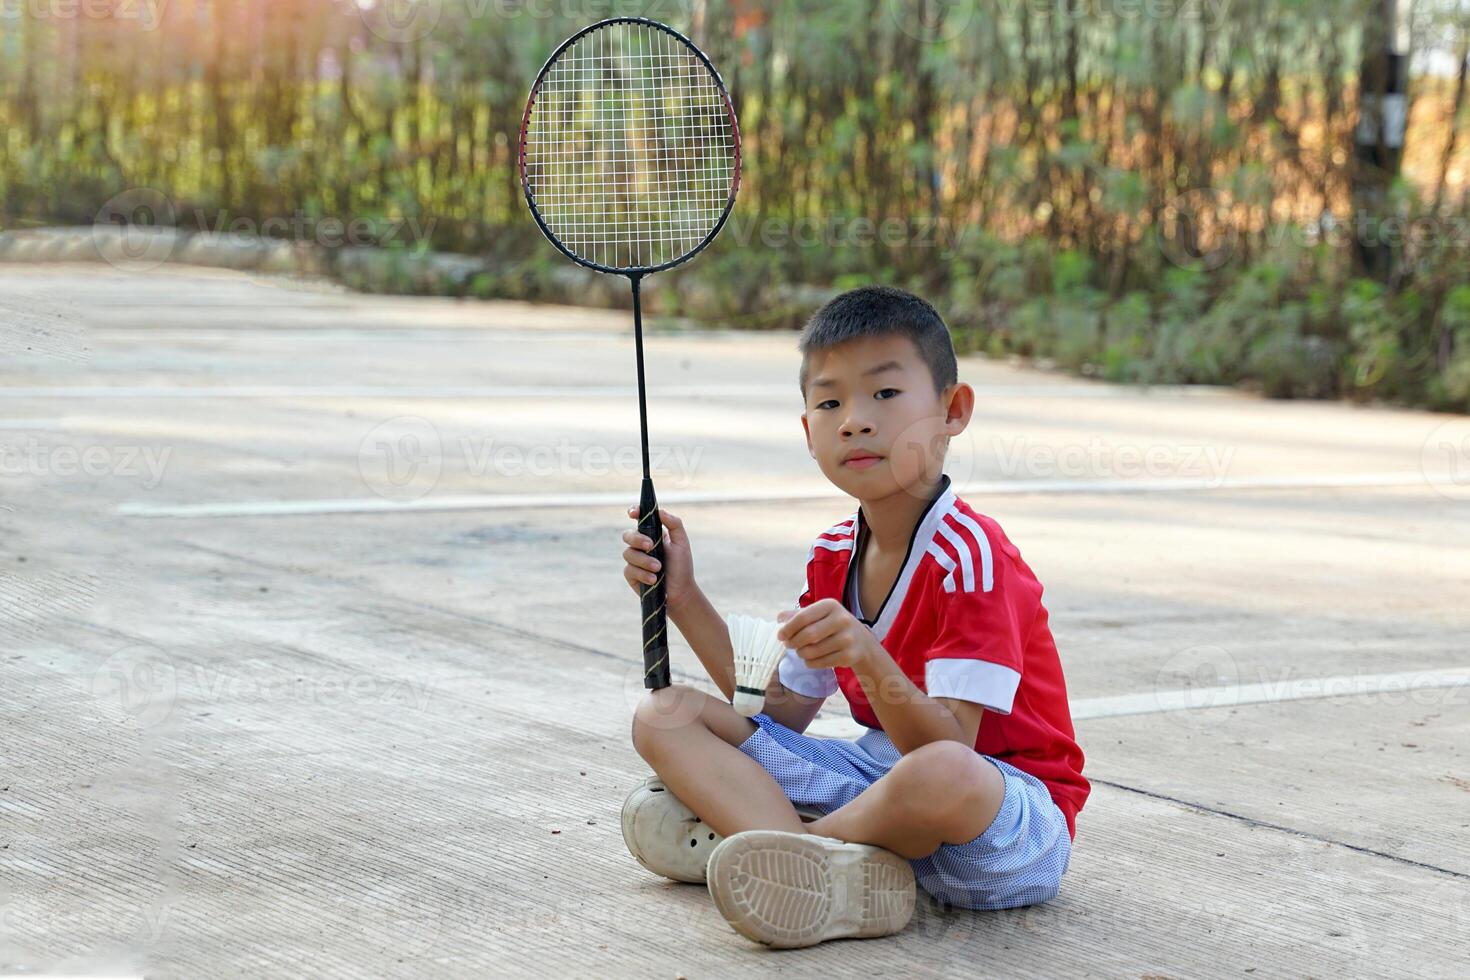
[2,0,1470,408]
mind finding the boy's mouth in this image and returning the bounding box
[841,450,884,471]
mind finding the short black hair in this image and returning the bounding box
[798,286,957,396]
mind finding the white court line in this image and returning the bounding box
[117,471,1433,519]
[0,383,1224,400]
[0,419,64,430]
[805,666,1470,739]
[1071,666,1470,720]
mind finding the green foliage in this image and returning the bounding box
[0,1,1467,409]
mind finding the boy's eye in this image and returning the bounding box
[875,388,900,400]
[815,399,839,410]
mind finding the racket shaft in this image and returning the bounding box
[638,477,671,689]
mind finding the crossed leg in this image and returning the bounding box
[805,740,1005,859]
[633,684,1006,859]
[632,684,805,836]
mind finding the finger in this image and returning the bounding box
[801,648,851,670]
[770,599,840,643]
[776,608,797,624]
[627,505,639,518]
[659,509,688,548]
[786,613,844,652]
[621,529,653,552]
[776,603,826,642]
[624,565,659,588]
[622,547,661,573]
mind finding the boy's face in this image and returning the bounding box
[800,334,973,502]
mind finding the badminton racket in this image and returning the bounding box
[519,18,741,690]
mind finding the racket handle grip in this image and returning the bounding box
[638,477,671,690]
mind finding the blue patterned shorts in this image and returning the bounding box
[737,714,1072,910]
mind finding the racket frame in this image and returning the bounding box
[517,16,743,277]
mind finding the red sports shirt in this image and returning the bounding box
[777,476,1090,837]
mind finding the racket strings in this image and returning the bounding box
[524,21,738,271]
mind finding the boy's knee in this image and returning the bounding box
[896,740,975,788]
[631,683,706,759]
[891,741,1000,825]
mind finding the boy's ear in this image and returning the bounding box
[800,412,815,458]
[943,382,975,436]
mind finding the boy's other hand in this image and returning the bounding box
[776,598,882,670]
[622,506,697,612]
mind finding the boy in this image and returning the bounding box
[617,286,1088,948]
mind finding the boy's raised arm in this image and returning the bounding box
[622,506,736,698]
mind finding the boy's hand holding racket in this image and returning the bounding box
[622,507,697,614]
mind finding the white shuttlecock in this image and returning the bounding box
[726,613,786,717]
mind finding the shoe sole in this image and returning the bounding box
[706,831,916,948]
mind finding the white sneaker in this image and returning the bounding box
[620,776,723,883]
[706,830,916,948]
[620,777,828,884]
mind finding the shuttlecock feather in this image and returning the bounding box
[726,613,786,717]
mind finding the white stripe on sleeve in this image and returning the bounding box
[926,542,957,593]
[926,658,1021,714]
[935,519,974,592]
[946,508,995,593]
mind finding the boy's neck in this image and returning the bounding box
[857,475,946,552]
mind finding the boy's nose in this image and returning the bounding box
[840,417,874,437]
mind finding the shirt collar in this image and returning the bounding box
[845,474,954,627]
